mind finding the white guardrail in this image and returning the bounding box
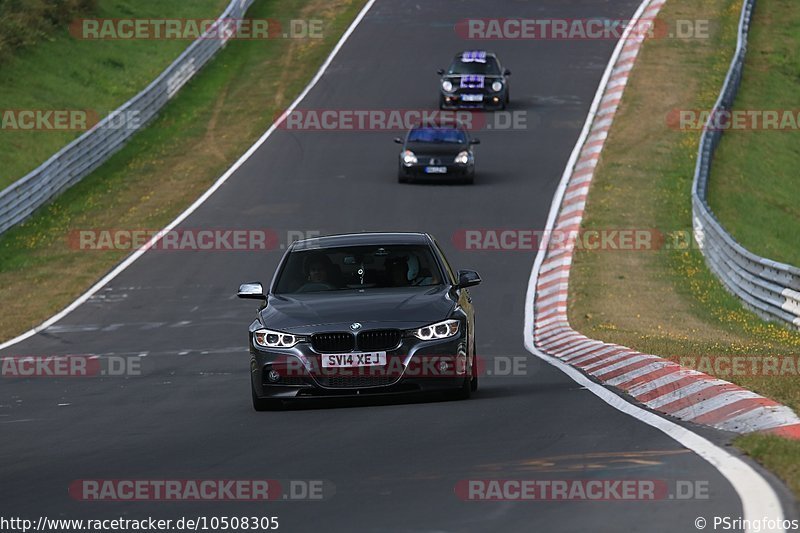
[692,0,800,330]
[0,0,254,236]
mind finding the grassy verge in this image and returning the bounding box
[736,433,800,497]
[706,0,800,267]
[0,0,230,189]
[566,0,800,496]
[0,0,96,60]
[0,0,365,337]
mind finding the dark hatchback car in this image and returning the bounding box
[238,233,481,410]
[394,124,479,184]
[438,50,511,110]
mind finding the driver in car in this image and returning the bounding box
[307,259,329,284]
[298,254,336,291]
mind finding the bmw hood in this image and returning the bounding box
[259,286,457,333]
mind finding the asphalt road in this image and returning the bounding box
[0,1,794,532]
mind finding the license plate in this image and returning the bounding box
[321,352,387,368]
[425,166,448,174]
[462,94,483,102]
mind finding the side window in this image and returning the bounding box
[432,239,456,285]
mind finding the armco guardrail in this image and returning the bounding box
[0,0,254,236]
[691,0,800,330]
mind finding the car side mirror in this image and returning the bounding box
[437,68,445,75]
[504,69,511,75]
[393,137,404,144]
[238,282,266,301]
[455,270,481,289]
[470,138,480,145]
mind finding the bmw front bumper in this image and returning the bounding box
[250,332,470,399]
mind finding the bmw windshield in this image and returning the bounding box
[274,245,445,293]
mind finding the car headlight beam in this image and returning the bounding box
[413,319,460,341]
[402,150,418,166]
[442,80,454,92]
[454,151,470,165]
[254,328,304,348]
[491,81,503,92]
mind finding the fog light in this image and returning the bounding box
[492,96,500,103]
[445,96,452,102]
[267,369,281,382]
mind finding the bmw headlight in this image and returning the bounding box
[454,151,470,165]
[491,81,503,92]
[442,80,454,92]
[402,150,417,166]
[253,328,305,348]
[413,319,460,341]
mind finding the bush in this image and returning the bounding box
[0,0,96,60]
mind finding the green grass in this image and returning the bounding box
[0,0,229,189]
[736,433,800,496]
[565,0,800,497]
[0,0,366,340]
[706,0,800,268]
[0,0,96,60]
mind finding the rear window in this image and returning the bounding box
[274,245,444,294]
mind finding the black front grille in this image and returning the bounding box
[315,375,399,389]
[311,332,355,353]
[357,329,402,351]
